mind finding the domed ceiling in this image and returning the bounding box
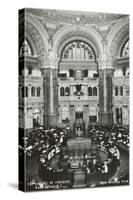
[27,8,128,26]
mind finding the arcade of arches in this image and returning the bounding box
[19,9,129,133]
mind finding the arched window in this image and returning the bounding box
[21,86,29,98]
[31,87,35,97]
[65,87,70,96]
[93,87,97,96]
[121,40,129,58]
[25,87,29,97]
[120,86,123,96]
[115,86,118,96]
[37,87,41,97]
[60,87,65,96]
[62,41,95,60]
[20,40,32,57]
[88,87,92,96]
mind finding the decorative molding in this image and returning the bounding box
[97,56,117,69]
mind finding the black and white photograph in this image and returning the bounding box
[18,8,129,192]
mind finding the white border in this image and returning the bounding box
[0,0,132,199]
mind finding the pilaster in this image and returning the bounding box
[40,51,59,128]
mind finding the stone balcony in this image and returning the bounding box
[59,95,99,103]
[19,97,44,107]
[58,77,99,84]
[113,96,129,105]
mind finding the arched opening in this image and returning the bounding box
[65,87,70,96]
[88,87,92,96]
[93,87,97,96]
[61,40,95,60]
[58,38,99,80]
[120,86,123,96]
[60,87,65,96]
[56,31,102,129]
[115,86,118,96]
[31,87,35,97]
[37,87,41,97]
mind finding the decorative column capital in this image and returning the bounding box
[97,55,117,70]
[39,51,60,70]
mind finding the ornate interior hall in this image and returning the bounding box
[19,8,129,191]
[19,9,129,132]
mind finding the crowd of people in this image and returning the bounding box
[39,127,66,174]
[21,127,68,157]
[88,125,129,149]
[85,127,120,177]
[110,126,129,148]
[20,124,129,190]
[23,127,69,190]
[85,125,129,181]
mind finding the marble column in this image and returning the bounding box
[40,52,59,128]
[98,56,115,126]
[69,106,75,130]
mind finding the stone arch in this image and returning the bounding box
[19,12,49,56]
[53,25,103,58]
[59,37,97,60]
[106,17,129,58]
